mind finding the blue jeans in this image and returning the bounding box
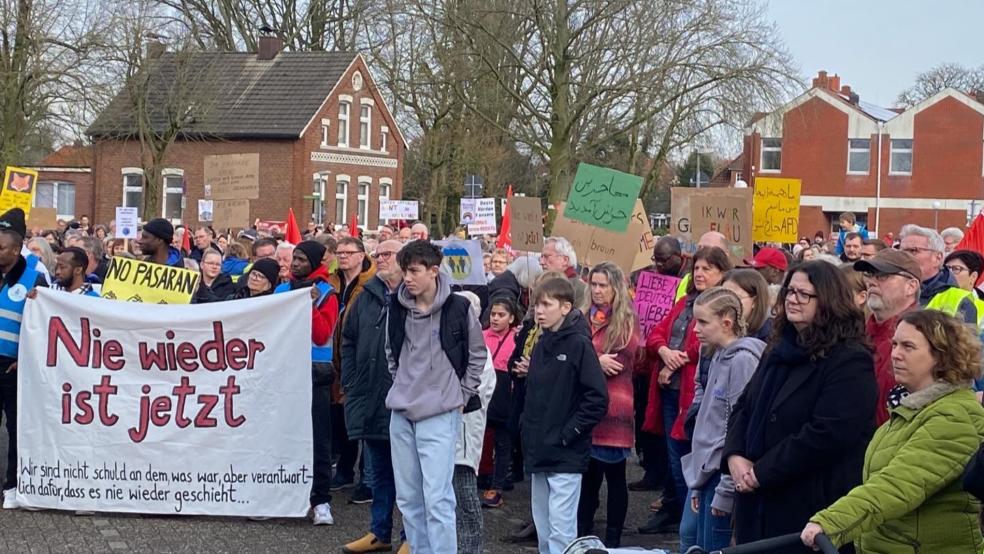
[531,472,582,554]
[390,410,460,554]
[363,439,396,543]
[660,387,690,512]
[680,473,733,552]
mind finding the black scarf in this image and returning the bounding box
[745,325,809,459]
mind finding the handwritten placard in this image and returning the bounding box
[633,271,681,337]
[670,187,713,254]
[204,153,259,200]
[380,200,419,220]
[752,177,801,243]
[509,197,544,251]
[564,163,642,232]
[460,198,497,235]
[213,199,250,229]
[690,189,753,260]
[552,200,652,274]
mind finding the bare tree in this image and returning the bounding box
[896,62,984,108]
[0,0,108,167]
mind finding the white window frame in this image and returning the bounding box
[321,118,330,148]
[338,102,351,147]
[359,103,372,150]
[889,139,913,175]
[760,138,782,173]
[35,181,76,220]
[122,167,145,219]
[378,177,392,224]
[335,175,350,225]
[381,127,389,153]
[357,178,371,228]
[162,168,184,223]
[847,139,871,175]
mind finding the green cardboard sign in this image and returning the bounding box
[563,163,642,232]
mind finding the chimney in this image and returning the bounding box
[828,74,840,93]
[840,85,852,97]
[258,35,283,61]
[811,70,828,89]
[146,40,165,60]
[811,70,841,93]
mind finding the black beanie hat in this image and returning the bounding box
[251,257,281,286]
[295,240,326,269]
[0,208,27,239]
[144,218,174,244]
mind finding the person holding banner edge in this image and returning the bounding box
[0,208,47,509]
[274,240,340,526]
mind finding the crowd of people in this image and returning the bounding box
[3,207,984,554]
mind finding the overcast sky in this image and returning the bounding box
[766,0,984,107]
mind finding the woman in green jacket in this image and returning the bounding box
[801,309,984,553]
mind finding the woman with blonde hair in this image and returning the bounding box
[26,237,56,274]
[803,309,984,553]
[576,262,641,547]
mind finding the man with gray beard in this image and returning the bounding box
[854,249,922,426]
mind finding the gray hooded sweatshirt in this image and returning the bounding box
[681,336,766,513]
[385,272,486,422]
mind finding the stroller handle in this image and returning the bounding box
[710,532,838,554]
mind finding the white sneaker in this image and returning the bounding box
[2,488,17,510]
[312,502,334,525]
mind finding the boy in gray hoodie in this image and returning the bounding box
[385,240,487,553]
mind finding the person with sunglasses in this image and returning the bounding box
[723,261,877,552]
[899,224,978,325]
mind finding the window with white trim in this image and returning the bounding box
[162,170,184,222]
[890,139,913,174]
[338,102,350,147]
[35,181,75,219]
[379,178,392,223]
[321,118,330,147]
[848,139,870,174]
[381,127,389,152]
[122,169,145,219]
[335,180,348,224]
[761,138,781,172]
[357,180,370,227]
[359,105,371,149]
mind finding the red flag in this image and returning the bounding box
[496,185,514,249]
[350,211,359,237]
[285,208,302,245]
[181,226,191,254]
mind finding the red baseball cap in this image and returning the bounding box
[743,247,788,271]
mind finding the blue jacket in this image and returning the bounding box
[836,225,869,255]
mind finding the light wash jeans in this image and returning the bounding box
[390,410,461,554]
[531,472,583,554]
[679,473,732,552]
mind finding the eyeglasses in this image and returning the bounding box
[782,287,818,304]
[247,272,267,280]
[372,251,396,260]
[946,264,969,275]
[651,253,679,265]
[901,246,936,256]
[335,250,363,258]
[864,271,919,283]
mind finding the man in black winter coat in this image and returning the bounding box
[339,240,403,553]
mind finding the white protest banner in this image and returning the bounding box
[434,239,486,285]
[460,198,497,235]
[17,288,313,517]
[198,199,214,222]
[115,207,138,241]
[380,200,418,220]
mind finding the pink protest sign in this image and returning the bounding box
[633,271,681,337]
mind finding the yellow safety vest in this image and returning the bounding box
[675,273,691,302]
[925,287,983,327]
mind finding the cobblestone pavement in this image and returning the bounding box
[0,431,680,553]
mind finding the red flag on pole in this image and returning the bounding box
[285,208,302,245]
[957,213,984,286]
[350,211,359,237]
[496,185,514,249]
[181,226,191,254]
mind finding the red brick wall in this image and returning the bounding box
[89,55,406,230]
[910,97,984,200]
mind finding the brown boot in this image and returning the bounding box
[341,533,392,553]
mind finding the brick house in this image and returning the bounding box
[26,144,95,222]
[742,70,984,238]
[85,37,405,230]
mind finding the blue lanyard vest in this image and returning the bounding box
[0,255,40,359]
[274,280,334,362]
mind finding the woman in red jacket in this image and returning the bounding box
[644,246,731,531]
[576,262,642,548]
